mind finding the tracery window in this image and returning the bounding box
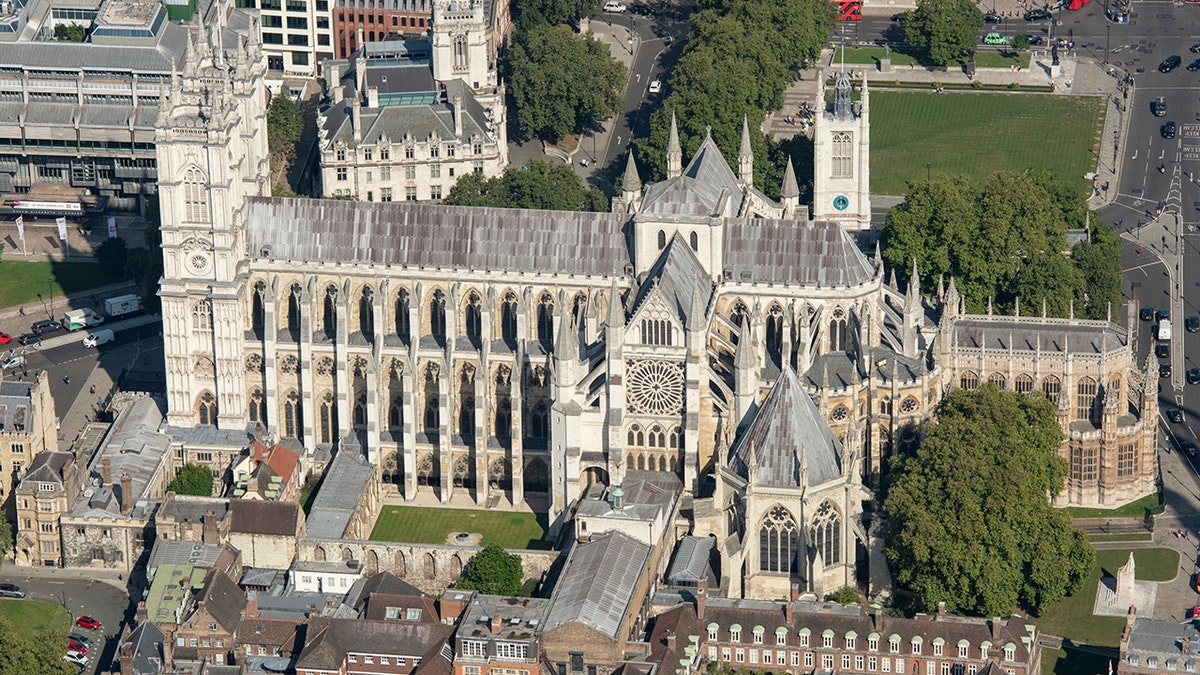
[183,166,209,222]
[1041,375,1061,403]
[1014,373,1034,394]
[831,132,853,179]
[759,505,799,573]
[1076,377,1098,422]
[812,501,841,564]
[197,392,217,426]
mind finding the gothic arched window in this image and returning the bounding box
[464,292,482,344]
[828,308,847,352]
[395,289,411,342]
[689,231,698,251]
[197,392,217,426]
[536,293,554,344]
[319,393,336,444]
[389,396,404,430]
[192,299,213,332]
[353,394,367,429]
[183,166,209,222]
[831,132,853,179]
[430,290,446,342]
[501,292,518,345]
[1076,377,1098,423]
[248,389,266,423]
[812,501,841,565]
[759,505,799,573]
[657,230,666,249]
[287,283,302,339]
[359,287,375,338]
[1042,375,1061,404]
[452,34,468,71]
[284,391,302,439]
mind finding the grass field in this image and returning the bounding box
[870,91,1104,195]
[0,260,120,310]
[369,505,551,550]
[1064,492,1163,519]
[1087,533,1153,543]
[0,599,70,635]
[1041,647,1111,675]
[1032,548,1179,646]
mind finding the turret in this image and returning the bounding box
[780,157,799,218]
[834,70,852,118]
[738,115,753,187]
[555,302,578,388]
[686,280,706,342]
[622,151,642,213]
[667,112,682,179]
[734,322,756,423]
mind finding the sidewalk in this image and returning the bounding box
[0,559,128,593]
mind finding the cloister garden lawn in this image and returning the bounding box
[869,91,1104,195]
[369,505,551,550]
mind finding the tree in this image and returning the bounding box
[444,160,607,211]
[94,237,128,281]
[168,463,215,497]
[884,386,1095,616]
[267,93,304,191]
[879,170,1120,319]
[513,0,600,27]
[0,520,10,569]
[456,544,525,595]
[53,23,85,42]
[825,586,860,604]
[902,0,984,66]
[0,618,73,675]
[504,23,626,142]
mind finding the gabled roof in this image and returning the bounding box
[356,571,426,604]
[234,616,303,651]
[190,569,248,634]
[295,618,455,670]
[641,133,743,217]
[17,451,72,489]
[543,530,651,640]
[729,367,843,487]
[119,621,165,675]
[647,602,702,666]
[665,535,715,585]
[229,500,301,537]
[631,233,712,330]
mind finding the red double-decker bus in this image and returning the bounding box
[834,0,862,20]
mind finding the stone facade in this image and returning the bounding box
[13,451,76,567]
[0,374,59,522]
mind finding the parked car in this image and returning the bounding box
[984,12,1002,22]
[0,583,24,598]
[1159,307,1172,321]
[30,319,58,334]
[68,634,93,648]
[0,333,12,346]
[17,332,40,345]
[1024,8,1052,19]
[75,616,101,631]
[1153,97,1167,116]
[1186,441,1199,458]
[1156,343,1170,359]
[983,32,1008,45]
[1160,55,1182,72]
[67,640,87,654]
[1141,307,1156,321]
[1189,368,1200,385]
[1169,408,1185,423]
[1192,44,1200,53]
[602,1,626,11]
[1188,59,1200,72]
[63,654,86,668]
[1192,605,1200,618]
[1161,362,1173,377]
[1188,316,1200,332]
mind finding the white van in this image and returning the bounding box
[83,329,114,348]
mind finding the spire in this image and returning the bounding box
[873,240,882,269]
[606,279,624,328]
[946,276,958,308]
[735,322,754,371]
[888,267,897,292]
[781,157,799,199]
[937,274,945,300]
[622,150,641,192]
[1014,296,1020,317]
[555,303,578,386]
[834,70,852,118]
[907,258,920,303]
[987,296,993,315]
[738,115,754,186]
[686,281,706,333]
[1069,298,1075,320]
[666,112,682,179]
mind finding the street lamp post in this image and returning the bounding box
[46,277,53,320]
[926,163,931,180]
[1105,24,1111,65]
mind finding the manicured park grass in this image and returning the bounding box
[1064,491,1163,519]
[0,260,115,310]
[1041,647,1111,675]
[0,598,71,635]
[1032,548,1179,646]
[869,91,1104,195]
[1087,533,1153,543]
[369,505,551,550]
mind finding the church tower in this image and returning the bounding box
[431,0,493,90]
[812,69,871,232]
[156,19,269,428]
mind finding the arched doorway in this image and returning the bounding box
[581,467,609,491]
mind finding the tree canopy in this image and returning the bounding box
[443,160,607,211]
[902,0,984,66]
[880,170,1120,320]
[634,0,834,195]
[456,544,525,596]
[0,520,10,569]
[0,617,73,675]
[513,0,600,27]
[504,23,626,142]
[169,462,215,497]
[94,237,129,282]
[884,385,1094,616]
[267,93,304,194]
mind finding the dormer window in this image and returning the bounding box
[336,148,346,161]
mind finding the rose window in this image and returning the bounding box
[627,359,685,416]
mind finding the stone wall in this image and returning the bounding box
[297,537,562,595]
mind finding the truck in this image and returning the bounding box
[61,308,105,331]
[103,294,142,319]
[1159,318,1173,343]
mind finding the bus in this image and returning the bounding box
[833,0,862,21]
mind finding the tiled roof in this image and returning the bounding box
[647,603,702,666]
[17,451,72,489]
[1125,618,1200,660]
[306,448,374,539]
[723,218,875,287]
[357,571,427,602]
[665,535,715,585]
[543,530,651,639]
[730,367,843,487]
[229,500,301,537]
[192,569,248,634]
[295,618,455,670]
[641,134,742,217]
[631,233,712,327]
[246,197,631,278]
[119,621,165,675]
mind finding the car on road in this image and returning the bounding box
[1141,307,1156,321]
[30,319,58,334]
[0,354,25,371]
[1189,316,1200,332]
[983,32,1007,45]
[1189,368,1200,385]
[602,1,626,11]
[1024,34,1044,45]
[0,583,24,598]
[1192,44,1200,53]
[1160,55,1183,73]
[1024,8,1051,19]
[1159,308,1172,321]
[648,79,662,94]
[0,333,11,346]
[1153,97,1167,116]
[16,332,40,345]
[1161,362,1173,377]
[1156,343,1170,359]
[1188,59,1200,72]
[75,616,101,630]
[1186,441,1199,457]
[984,12,1002,22]
[1164,121,1178,138]
[1169,408,1185,423]
[1191,605,1200,618]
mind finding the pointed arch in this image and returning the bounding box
[536,292,554,344]
[812,501,841,565]
[196,391,218,426]
[765,303,785,369]
[759,504,799,573]
[182,165,209,222]
[959,371,979,391]
[463,290,482,344]
[358,285,375,339]
[500,290,519,346]
[394,288,411,343]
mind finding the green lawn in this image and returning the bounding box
[1064,492,1163,519]
[0,599,70,635]
[369,505,551,550]
[1041,647,1112,675]
[1032,548,1179,646]
[870,91,1104,195]
[0,260,122,310]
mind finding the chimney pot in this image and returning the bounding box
[790,584,800,602]
[492,613,502,634]
[666,631,677,651]
[696,579,708,619]
[936,601,946,618]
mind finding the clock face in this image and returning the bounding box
[833,195,850,211]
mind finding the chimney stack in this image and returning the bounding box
[870,605,884,632]
[696,579,707,619]
[990,618,1002,641]
[203,509,219,545]
[367,86,379,108]
[666,631,677,652]
[136,601,148,626]
[784,601,793,623]
[492,613,502,634]
[101,456,112,485]
[790,584,800,602]
[119,471,133,515]
[936,601,946,619]
[245,599,259,619]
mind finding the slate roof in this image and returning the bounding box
[295,618,455,670]
[631,233,712,327]
[234,616,304,652]
[75,395,170,517]
[641,133,743,217]
[576,470,682,524]
[948,315,1128,354]
[647,602,703,666]
[118,621,165,675]
[17,451,72,489]
[723,218,875,287]
[665,535,715,585]
[457,595,550,640]
[148,540,226,575]
[306,448,374,539]
[362,593,441,623]
[246,197,631,278]
[229,500,301,537]
[0,380,32,433]
[730,367,843,487]
[543,530,651,640]
[355,571,426,604]
[191,569,248,634]
[1124,618,1200,661]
